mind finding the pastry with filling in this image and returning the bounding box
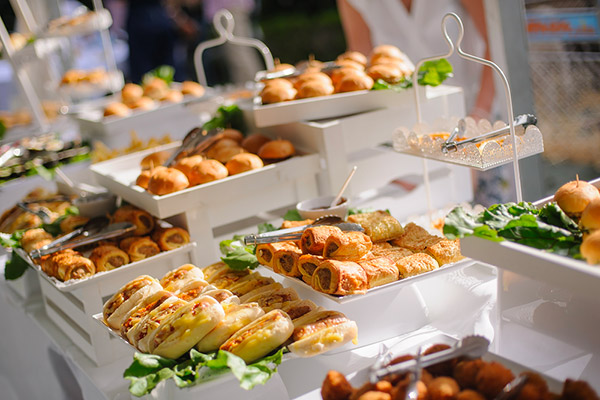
[424,238,463,266]
[298,254,325,285]
[129,296,187,352]
[296,79,335,99]
[390,222,436,252]
[112,205,155,236]
[200,288,240,305]
[174,278,210,301]
[280,219,314,229]
[59,215,89,234]
[226,272,275,296]
[120,290,173,339]
[280,299,318,321]
[301,225,343,255]
[40,249,78,278]
[347,210,404,242]
[336,51,368,67]
[160,264,205,292]
[121,83,144,105]
[239,282,283,303]
[151,226,190,251]
[201,261,230,282]
[323,231,373,261]
[312,259,368,295]
[356,256,399,288]
[219,309,294,363]
[103,275,162,329]
[395,253,439,278]
[293,72,332,90]
[209,268,251,290]
[21,228,53,253]
[120,236,160,262]
[181,81,205,97]
[90,245,130,271]
[240,286,299,312]
[143,77,169,100]
[288,309,358,357]
[375,246,413,263]
[195,302,264,353]
[372,241,393,255]
[55,254,96,282]
[335,71,374,93]
[260,80,297,104]
[151,295,225,358]
[273,243,303,277]
[103,102,131,117]
[256,242,298,268]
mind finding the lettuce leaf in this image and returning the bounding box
[4,250,30,280]
[371,59,453,92]
[142,65,175,86]
[221,247,258,271]
[283,209,303,221]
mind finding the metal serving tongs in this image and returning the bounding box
[29,222,136,259]
[163,127,224,167]
[441,114,537,154]
[17,192,115,224]
[369,335,490,383]
[255,61,342,82]
[243,215,364,246]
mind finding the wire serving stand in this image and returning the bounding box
[193,9,274,87]
[394,12,545,203]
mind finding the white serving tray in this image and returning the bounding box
[252,87,416,128]
[90,142,321,220]
[43,9,113,38]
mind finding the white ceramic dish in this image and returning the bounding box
[296,195,349,220]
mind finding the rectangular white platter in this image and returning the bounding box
[90,142,321,220]
[252,87,416,128]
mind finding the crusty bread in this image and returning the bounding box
[147,167,189,195]
[226,153,264,175]
[258,139,295,160]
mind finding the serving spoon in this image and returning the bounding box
[330,166,357,208]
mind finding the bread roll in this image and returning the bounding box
[90,245,130,271]
[174,155,205,179]
[128,97,155,110]
[293,72,332,90]
[147,167,189,195]
[136,166,166,189]
[219,309,294,363]
[367,64,403,83]
[103,102,131,118]
[160,90,183,103]
[103,275,162,329]
[151,226,190,251]
[258,139,295,161]
[580,197,600,233]
[143,77,169,100]
[371,44,405,63]
[296,80,335,99]
[581,230,600,264]
[288,310,358,357]
[241,133,272,154]
[260,84,297,104]
[206,146,245,164]
[181,81,205,97]
[120,290,173,338]
[182,159,228,185]
[195,302,264,353]
[226,153,264,175]
[221,128,244,143]
[335,72,374,93]
[121,83,144,104]
[336,51,368,67]
[555,179,600,218]
[151,296,225,358]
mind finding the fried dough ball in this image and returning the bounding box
[454,359,485,389]
[357,391,391,400]
[322,370,354,400]
[428,377,460,400]
[475,361,514,399]
[515,372,550,400]
[423,343,456,377]
[561,379,600,400]
[457,390,486,400]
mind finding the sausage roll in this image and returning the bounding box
[356,256,399,288]
[376,246,413,262]
[394,253,439,278]
[297,254,325,285]
[21,228,53,253]
[347,211,404,242]
[112,205,155,236]
[151,226,190,251]
[151,296,225,359]
[174,278,211,301]
[40,249,77,278]
[242,286,300,312]
[424,238,464,266]
[200,288,240,305]
[121,236,160,262]
[103,275,162,329]
[209,269,250,290]
[300,226,343,255]
[288,310,358,357]
[390,222,436,252]
[56,254,96,282]
[323,231,373,261]
[120,290,174,338]
[195,302,264,353]
[59,215,89,234]
[129,296,187,353]
[90,245,130,272]
[256,242,297,268]
[280,299,318,321]
[239,282,283,303]
[220,309,294,363]
[226,272,275,296]
[273,244,303,277]
[312,260,368,295]
[160,264,204,292]
[372,241,393,255]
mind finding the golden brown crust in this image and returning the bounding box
[160,264,205,292]
[185,159,229,185]
[124,236,160,261]
[121,83,143,104]
[298,254,325,282]
[324,231,373,261]
[140,151,171,170]
[210,269,251,290]
[367,64,403,83]
[103,102,131,117]
[356,256,399,288]
[301,226,343,255]
[147,167,190,195]
[256,242,298,268]
[56,254,96,281]
[258,139,296,160]
[424,238,463,266]
[143,77,169,100]
[313,259,368,295]
[336,51,368,67]
[335,71,374,93]
[296,79,335,99]
[59,215,89,234]
[348,211,404,243]
[390,222,436,252]
[21,228,53,253]
[112,206,155,236]
[260,84,297,104]
[225,152,264,175]
[151,226,190,251]
[273,244,303,277]
[293,72,333,90]
[90,245,130,271]
[394,253,439,278]
[181,81,205,97]
[241,133,272,154]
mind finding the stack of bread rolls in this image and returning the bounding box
[137,133,296,196]
[257,211,463,296]
[259,44,414,104]
[103,262,358,361]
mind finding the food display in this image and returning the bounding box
[320,339,599,400]
[0,100,62,129]
[45,9,112,37]
[60,68,109,86]
[19,204,190,282]
[258,45,414,105]
[252,211,463,296]
[90,131,173,163]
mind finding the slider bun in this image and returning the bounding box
[143,77,169,100]
[206,146,245,164]
[174,155,205,178]
[141,151,171,170]
[367,64,403,83]
[261,84,297,104]
[337,51,368,67]
[103,102,131,117]
[335,72,374,93]
[161,90,184,103]
[184,159,228,185]
[200,288,240,305]
[181,81,205,97]
[331,67,364,86]
[147,167,189,195]
[269,62,295,73]
[103,275,162,329]
[580,197,600,232]
[296,80,335,99]
[221,128,244,143]
[160,264,205,292]
[128,97,155,110]
[239,282,283,303]
[288,310,358,357]
[581,230,600,264]
[293,72,332,90]
[554,180,600,217]
[258,139,296,160]
[241,133,272,154]
[226,153,264,175]
[121,83,144,104]
[195,302,264,353]
[371,44,405,62]
[334,59,364,71]
[263,78,294,89]
[152,296,225,358]
[219,309,294,363]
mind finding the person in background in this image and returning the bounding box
[337,0,514,206]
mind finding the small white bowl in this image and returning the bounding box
[296,195,349,220]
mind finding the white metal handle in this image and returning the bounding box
[194,9,274,86]
[412,12,523,202]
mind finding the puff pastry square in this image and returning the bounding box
[347,210,404,242]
